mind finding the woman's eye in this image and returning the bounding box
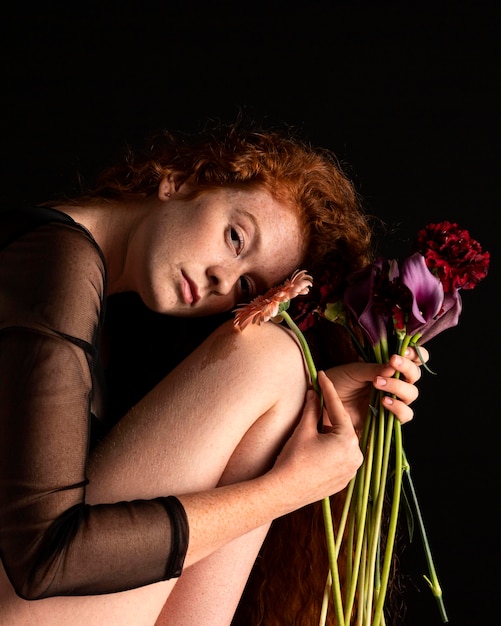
[230,228,244,253]
[239,276,252,297]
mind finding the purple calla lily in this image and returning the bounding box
[418,290,462,344]
[343,258,392,346]
[398,252,462,343]
[399,253,444,336]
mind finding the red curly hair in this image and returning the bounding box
[85,119,374,292]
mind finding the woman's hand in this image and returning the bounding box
[325,346,429,431]
[272,371,363,505]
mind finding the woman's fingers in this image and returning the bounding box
[317,370,354,432]
[382,354,422,384]
[374,352,426,424]
[374,373,419,405]
[374,356,419,424]
[276,372,363,502]
[405,345,429,366]
[379,393,415,424]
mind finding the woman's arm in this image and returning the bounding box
[0,222,186,600]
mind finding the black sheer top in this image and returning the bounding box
[0,207,188,599]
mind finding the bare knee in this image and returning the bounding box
[215,320,309,486]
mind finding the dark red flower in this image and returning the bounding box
[414,222,490,293]
[294,267,339,332]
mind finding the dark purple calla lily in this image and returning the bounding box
[397,252,462,343]
[399,253,444,337]
[418,290,462,344]
[344,258,392,346]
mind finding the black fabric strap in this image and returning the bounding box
[159,496,190,579]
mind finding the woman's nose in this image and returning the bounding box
[208,264,240,296]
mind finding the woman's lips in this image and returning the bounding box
[181,271,200,305]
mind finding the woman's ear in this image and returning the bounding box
[158,175,175,201]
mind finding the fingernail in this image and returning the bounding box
[383,395,394,406]
[393,356,403,366]
[376,376,387,387]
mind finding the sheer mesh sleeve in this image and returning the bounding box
[0,213,188,599]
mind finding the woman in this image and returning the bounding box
[0,121,424,625]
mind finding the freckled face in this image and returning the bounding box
[130,186,304,316]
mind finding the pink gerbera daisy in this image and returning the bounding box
[233,269,313,330]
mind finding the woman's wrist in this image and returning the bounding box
[177,472,298,567]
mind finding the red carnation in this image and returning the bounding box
[414,221,490,292]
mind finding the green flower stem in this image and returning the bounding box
[360,362,385,624]
[281,311,319,393]
[369,334,411,624]
[371,396,385,512]
[372,417,402,626]
[402,451,449,623]
[332,475,357,610]
[343,395,375,599]
[364,401,394,623]
[319,571,332,626]
[356,534,368,626]
[367,341,387,621]
[343,413,376,622]
[280,311,344,623]
[337,476,356,555]
[406,330,447,623]
[346,389,378,586]
[322,497,345,626]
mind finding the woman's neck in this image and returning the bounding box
[54,198,154,296]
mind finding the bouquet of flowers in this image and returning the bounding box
[234,222,490,625]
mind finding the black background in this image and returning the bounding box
[1,2,498,625]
